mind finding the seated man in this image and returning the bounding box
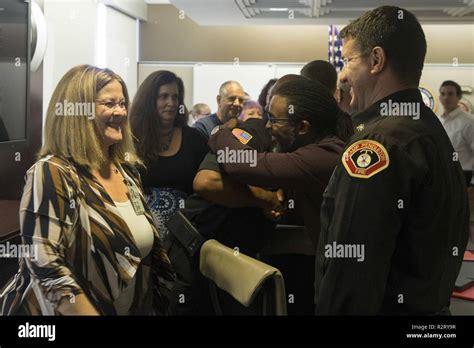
[166,118,281,315]
[195,79,346,315]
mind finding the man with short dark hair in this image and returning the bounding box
[314,6,469,315]
[438,80,474,186]
[266,74,307,109]
[300,62,355,142]
[300,60,338,95]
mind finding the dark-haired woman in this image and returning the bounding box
[130,71,208,240]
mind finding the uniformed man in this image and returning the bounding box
[314,6,469,315]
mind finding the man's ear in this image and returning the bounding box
[335,88,342,103]
[217,95,221,105]
[298,120,311,136]
[370,46,386,75]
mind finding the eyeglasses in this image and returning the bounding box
[342,54,367,67]
[265,111,295,124]
[96,99,127,110]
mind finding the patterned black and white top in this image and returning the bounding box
[0,155,175,315]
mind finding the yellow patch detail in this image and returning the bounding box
[341,140,390,179]
[231,128,253,145]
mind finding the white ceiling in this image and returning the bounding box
[147,0,474,25]
[145,0,172,4]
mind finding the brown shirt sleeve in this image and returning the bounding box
[208,129,341,190]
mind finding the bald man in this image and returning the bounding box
[193,81,245,139]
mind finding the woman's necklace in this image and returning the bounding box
[159,129,174,152]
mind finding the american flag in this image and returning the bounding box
[328,25,344,72]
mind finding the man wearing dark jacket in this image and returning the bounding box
[314,6,469,315]
[166,118,279,315]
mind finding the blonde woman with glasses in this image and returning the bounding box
[0,65,174,315]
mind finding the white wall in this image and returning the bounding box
[42,0,143,128]
[138,62,474,115]
[43,0,98,121]
[105,5,138,98]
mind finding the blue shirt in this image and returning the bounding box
[192,113,222,139]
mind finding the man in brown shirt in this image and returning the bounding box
[197,78,346,314]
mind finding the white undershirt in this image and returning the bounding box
[114,200,154,257]
[113,200,154,315]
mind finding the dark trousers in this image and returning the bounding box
[262,254,315,315]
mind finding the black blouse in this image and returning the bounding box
[141,126,209,195]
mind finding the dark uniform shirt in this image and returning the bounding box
[314,88,469,315]
[0,117,9,141]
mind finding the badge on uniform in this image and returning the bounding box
[342,140,389,179]
[356,124,365,132]
[232,128,253,145]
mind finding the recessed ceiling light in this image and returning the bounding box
[269,8,289,11]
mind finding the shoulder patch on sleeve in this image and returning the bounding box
[231,128,253,145]
[342,140,389,179]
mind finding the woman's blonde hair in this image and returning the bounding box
[39,64,140,169]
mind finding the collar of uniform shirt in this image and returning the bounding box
[351,88,423,129]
